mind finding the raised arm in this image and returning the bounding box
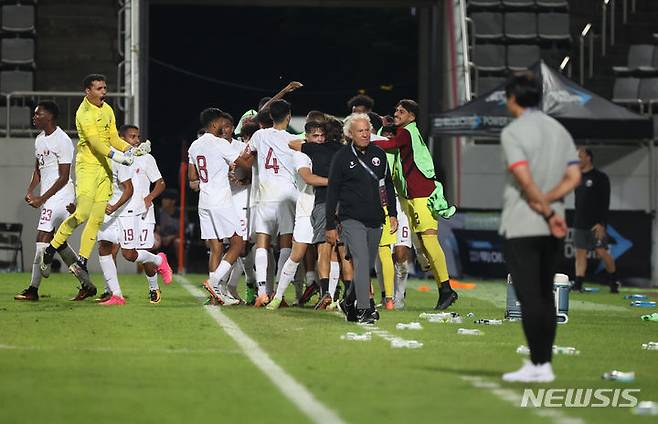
[259,81,303,111]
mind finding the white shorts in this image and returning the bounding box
[395,208,412,248]
[119,215,156,249]
[199,207,244,240]
[236,206,249,241]
[97,216,123,246]
[37,199,71,233]
[253,200,295,236]
[293,215,313,244]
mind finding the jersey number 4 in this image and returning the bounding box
[196,155,208,182]
[265,148,279,174]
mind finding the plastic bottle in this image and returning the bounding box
[625,294,649,300]
[553,345,580,355]
[516,345,530,355]
[390,339,423,349]
[641,342,658,350]
[340,332,371,341]
[602,370,636,382]
[474,319,502,325]
[631,301,656,308]
[582,287,600,293]
[633,401,658,416]
[457,328,482,335]
[396,322,423,330]
[466,312,475,318]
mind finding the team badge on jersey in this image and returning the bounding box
[372,157,380,167]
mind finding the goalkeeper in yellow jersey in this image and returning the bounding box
[40,74,151,300]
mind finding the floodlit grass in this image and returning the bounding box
[0,272,656,424]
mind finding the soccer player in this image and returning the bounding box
[39,74,150,300]
[247,100,300,307]
[15,101,78,301]
[268,122,328,310]
[346,94,375,114]
[188,108,249,305]
[96,125,172,306]
[572,147,619,293]
[372,99,458,310]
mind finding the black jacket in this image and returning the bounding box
[325,142,397,230]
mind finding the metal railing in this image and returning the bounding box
[579,24,594,85]
[458,0,473,101]
[3,91,134,138]
[559,56,572,78]
[602,0,616,56]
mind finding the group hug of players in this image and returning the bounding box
[14,76,459,322]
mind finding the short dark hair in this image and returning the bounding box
[118,124,138,137]
[306,110,326,122]
[220,111,234,125]
[505,72,541,108]
[258,97,271,110]
[269,99,291,123]
[239,121,260,141]
[381,124,397,136]
[36,101,59,120]
[304,120,325,135]
[347,94,374,112]
[580,146,594,161]
[256,108,273,128]
[83,73,106,89]
[324,118,344,143]
[396,99,419,120]
[199,107,224,129]
[367,112,383,132]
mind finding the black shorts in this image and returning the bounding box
[573,228,608,250]
[311,203,327,244]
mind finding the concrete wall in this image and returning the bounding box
[458,141,653,212]
[0,137,139,274]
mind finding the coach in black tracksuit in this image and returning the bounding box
[325,113,397,324]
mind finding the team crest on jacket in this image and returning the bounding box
[372,157,380,166]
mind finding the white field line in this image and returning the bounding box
[460,375,585,424]
[176,275,345,424]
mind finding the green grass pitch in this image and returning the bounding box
[0,272,656,423]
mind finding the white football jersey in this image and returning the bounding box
[120,153,162,223]
[292,150,315,218]
[227,138,250,209]
[188,133,239,209]
[249,128,299,203]
[34,126,75,202]
[107,161,132,219]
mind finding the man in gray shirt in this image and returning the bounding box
[500,73,581,383]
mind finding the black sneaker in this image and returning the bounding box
[357,308,376,325]
[338,299,358,322]
[299,282,319,306]
[14,286,38,301]
[609,280,621,294]
[434,289,458,310]
[69,259,97,294]
[70,285,97,301]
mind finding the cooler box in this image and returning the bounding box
[505,273,570,324]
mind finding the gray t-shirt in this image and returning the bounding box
[499,110,579,239]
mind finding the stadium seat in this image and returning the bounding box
[1,5,34,33]
[638,78,658,104]
[471,12,504,40]
[473,44,506,72]
[0,70,33,92]
[476,76,506,95]
[507,44,541,71]
[538,13,571,41]
[0,222,23,272]
[612,77,640,104]
[536,0,569,8]
[504,12,537,40]
[0,38,34,65]
[613,45,656,74]
[502,0,535,8]
[0,106,32,130]
[468,0,501,7]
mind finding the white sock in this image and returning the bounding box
[305,270,317,287]
[147,274,159,291]
[255,247,268,286]
[227,258,243,289]
[99,255,122,297]
[220,262,236,286]
[213,260,233,288]
[58,244,78,267]
[30,242,48,288]
[329,261,340,298]
[136,250,162,266]
[274,258,299,300]
[395,261,409,301]
[277,248,292,281]
[266,249,276,296]
[243,249,256,285]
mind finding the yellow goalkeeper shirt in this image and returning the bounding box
[75,96,131,175]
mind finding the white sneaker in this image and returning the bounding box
[394,299,405,310]
[502,360,555,383]
[218,284,240,306]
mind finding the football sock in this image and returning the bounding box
[57,243,78,267]
[420,234,450,286]
[377,246,395,298]
[147,274,159,291]
[394,260,408,301]
[274,259,299,300]
[136,250,162,266]
[30,242,48,288]
[328,261,340,298]
[99,255,121,297]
